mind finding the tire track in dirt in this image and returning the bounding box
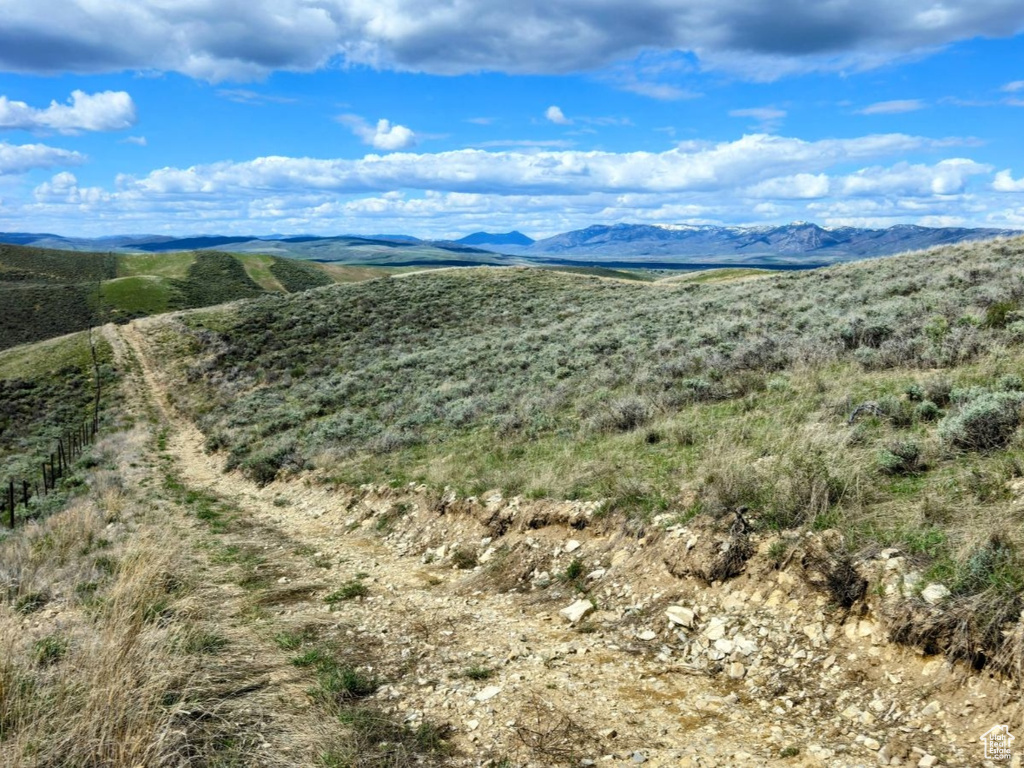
[111,321,786,766]
[110,318,1019,767]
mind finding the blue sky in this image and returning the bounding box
[1,1,1023,238]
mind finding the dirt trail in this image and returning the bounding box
[110,319,1023,768]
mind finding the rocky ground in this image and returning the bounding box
[104,319,1023,767]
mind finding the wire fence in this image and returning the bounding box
[2,419,100,527]
[1,327,104,529]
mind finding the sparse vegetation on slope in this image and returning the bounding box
[170,250,266,307]
[0,245,392,351]
[147,236,1024,660]
[0,332,116,504]
[269,256,336,292]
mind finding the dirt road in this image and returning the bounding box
[108,319,1023,767]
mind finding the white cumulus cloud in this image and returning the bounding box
[4,131,1020,237]
[0,141,85,174]
[108,133,951,199]
[994,170,1024,192]
[338,115,417,150]
[837,158,990,195]
[0,90,136,133]
[545,106,572,125]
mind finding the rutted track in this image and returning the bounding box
[110,319,1023,767]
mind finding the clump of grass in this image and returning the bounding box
[33,634,68,667]
[179,629,229,655]
[325,580,369,604]
[14,591,49,614]
[375,501,412,532]
[293,644,380,702]
[323,706,452,767]
[767,539,788,567]
[450,547,478,570]
[558,557,587,592]
[274,625,321,651]
[460,665,494,681]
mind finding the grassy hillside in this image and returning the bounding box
[149,236,1024,639]
[0,331,116,510]
[0,245,392,351]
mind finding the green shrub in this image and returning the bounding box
[950,535,1022,596]
[915,400,941,422]
[984,300,1018,329]
[877,440,921,475]
[269,258,333,292]
[600,397,651,432]
[923,377,953,407]
[904,383,925,401]
[939,391,1024,450]
[997,374,1024,392]
[877,394,914,428]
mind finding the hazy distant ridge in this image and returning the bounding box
[0,223,1018,266]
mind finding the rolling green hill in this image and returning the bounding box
[0,244,392,351]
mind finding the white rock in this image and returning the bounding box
[727,662,746,679]
[564,539,582,553]
[921,584,950,605]
[559,599,595,624]
[863,737,881,751]
[921,700,941,716]
[637,630,657,641]
[703,618,728,640]
[802,622,824,643]
[733,637,758,656]
[666,606,696,628]
[475,686,502,702]
[714,638,735,654]
[917,755,937,767]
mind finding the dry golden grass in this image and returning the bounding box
[0,480,196,766]
[0,429,265,767]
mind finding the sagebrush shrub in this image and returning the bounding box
[939,391,1024,450]
[915,400,941,422]
[877,440,921,475]
[594,397,651,432]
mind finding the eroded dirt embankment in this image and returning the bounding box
[113,319,1024,767]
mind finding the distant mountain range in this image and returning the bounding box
[455,231,535,247]
[0,223,1018,268]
